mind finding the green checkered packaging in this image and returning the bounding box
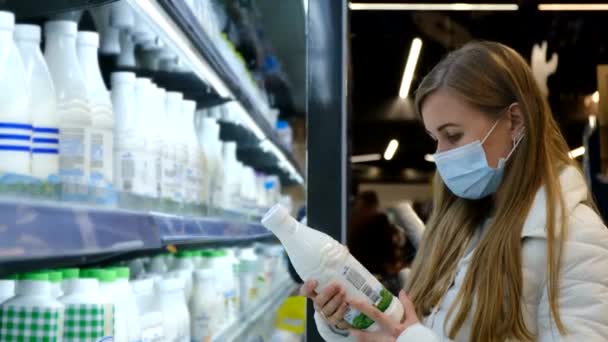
[0,305,62,341]
[63,304,105,341]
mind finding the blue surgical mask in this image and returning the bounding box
[433,119,524,200]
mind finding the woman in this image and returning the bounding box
[301,41,608,341]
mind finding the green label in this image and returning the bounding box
[0,305,62,341]
[63,304,106,340]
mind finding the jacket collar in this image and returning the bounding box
[521,166,588,238]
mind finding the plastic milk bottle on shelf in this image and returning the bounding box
[77,31,114,202]
[0,12,30,177]
[14,24,59,181]
[261,204,405,331]
[0,272,64,341]
[44,20,92,200]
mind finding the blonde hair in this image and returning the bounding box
[407,41,580,341]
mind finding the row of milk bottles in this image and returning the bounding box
[0,246,287,342]
[0,13,112,200]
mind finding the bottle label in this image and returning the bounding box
[64,304,108,340]
[191,311,212,341]
[116,150,135,192]
[141,325,164,342]
[32,126,60,155]
[338,256,394,330]
[89,128,114,202]
[59,126,89,199]
[0,122,32,154]
[0,305,62,340]
[155,155,162,198]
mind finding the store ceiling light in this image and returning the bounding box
[384,139,400,160]
[568,146,585,159]
[538,4,608,11]
[351,154,382,163]
[399,38,423,99]
[424,154,435,162]
[349,3,519,11]
[589,115,597,129]
[593,91,600,103]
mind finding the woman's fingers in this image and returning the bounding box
[348,299,401,337]
[327,301,349,326]
[335,318,351,330]
[313,282,342,311]
[399,290,419,325]
[299,280,318,299]
[321,288,346,318]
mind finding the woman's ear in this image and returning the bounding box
[507,103,525,140]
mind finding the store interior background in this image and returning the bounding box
[348,1,608,223]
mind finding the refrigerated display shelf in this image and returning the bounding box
[0,197,272,266]
[145,0,304,185]
[213,277,298,342]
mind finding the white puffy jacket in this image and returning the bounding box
[314,166,608,341]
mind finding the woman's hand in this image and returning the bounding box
[348,290,419,342]
[300,279,351,330]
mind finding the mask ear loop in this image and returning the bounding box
[481,118,502,145]
[504,128,525,161]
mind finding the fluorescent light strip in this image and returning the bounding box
[349,3,519,11]
[384,139,400,160]
[399,38,423,99]
[351,154,382,163]
[260,140,305,184]
[128,0,232,97]
[569,146,585,159]
[539,4,608,11]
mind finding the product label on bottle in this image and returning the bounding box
[0,305,62,340]
[59,126,89,198]
[155,156,162,198]
[191,312,212,342]
[117,150,135,191]
[31,126,60,155]
[161,158,176,200]
[141,325,164,342]
[64,304,107,341]
[338,256,394,330]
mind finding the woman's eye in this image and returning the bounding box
[446,133,463,144]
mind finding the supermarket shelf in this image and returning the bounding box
[128,0,305,186]
[0,197,274,266]
[154,212,273,245]
[213,277,298,342]
[0,197,162,263]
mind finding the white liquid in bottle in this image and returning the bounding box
[14,24,58,181]
[44,20,91,200]
[0,12,30,177]
[262,204,405,332]
[77,31,114,202]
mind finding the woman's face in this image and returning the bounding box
[421,89,520,168]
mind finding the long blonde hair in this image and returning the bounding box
[407,41,579,341]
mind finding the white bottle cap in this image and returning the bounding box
[44,20,77,36]
[111,71,136,85]
[183,99,196,113]
[0,280,15,296]
[0,11,15,30]
[14,24,40,42]
[261,204,293,233]
[135,77,152,88]
[131,278,154,295]
[166,91,183,102]
[76,31,100,47]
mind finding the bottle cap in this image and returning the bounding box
[77,31,99,47]
[60,268,80,280]
[108,267,129,279]
[48,271,63,283]
[44,21,77,37]
[14,24,40,42]
[21,271,49,281]
[0,11,15,30]
[261,204,292,233]
[111,71,136,86]
[98,269,116,283]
